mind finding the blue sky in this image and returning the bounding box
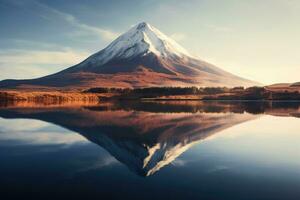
[0,0,299,84]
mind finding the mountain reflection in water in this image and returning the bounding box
[0,101,299,176]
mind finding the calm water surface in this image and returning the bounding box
[0,101,300,200]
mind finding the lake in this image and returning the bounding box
[0,101,300,200]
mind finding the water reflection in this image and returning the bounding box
[0,101,299,176]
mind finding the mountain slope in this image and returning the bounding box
[0,22,259,90]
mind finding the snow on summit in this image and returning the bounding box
[82,22,191,66]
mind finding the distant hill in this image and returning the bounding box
[266,82,300,92]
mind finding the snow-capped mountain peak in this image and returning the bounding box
[82,22,191,66]
[127,22,190,57]
[0,22,259,89]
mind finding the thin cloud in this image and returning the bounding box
[0,64,50,80]
[170,33,186,41]
[0,39,70,51]
[0,38,91,80]
[0,48,89,80]
[7,0,120,41]
[0,49,89,65]
[205,24,233,33]
[32,0,120,41]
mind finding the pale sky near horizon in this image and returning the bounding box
[0,0,299,85]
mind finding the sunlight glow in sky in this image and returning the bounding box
[0,0,299,84]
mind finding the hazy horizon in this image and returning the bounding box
[0,0,299,85]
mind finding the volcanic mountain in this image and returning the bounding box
[0,22,258,90]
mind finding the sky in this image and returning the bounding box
[0,0,299,85]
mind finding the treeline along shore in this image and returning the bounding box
[85,86,300,101]
[1,85,300,105]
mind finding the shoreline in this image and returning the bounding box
[140,98,300,102]
[1,86,300,107]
